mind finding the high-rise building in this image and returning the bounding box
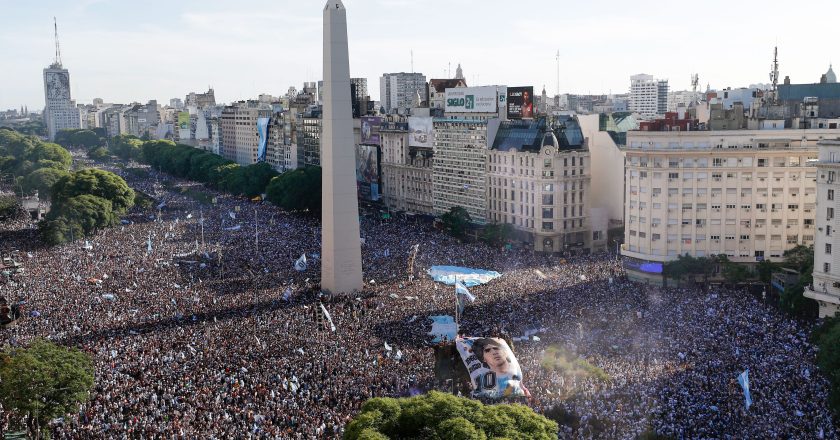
[296,107,322,168]
[220,101,271,166]
[350,77,369,118]
[806,138,840,317]
[43,62,80,140]
[620,128,837,283]
[380,72,427,114]
[629,74,668,118]
[185,88,216,109]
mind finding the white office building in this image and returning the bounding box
[380,72,427,115]
[630,74,668,118]
[807,138,840,317]
[43,62,80,140]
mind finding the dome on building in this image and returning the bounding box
[826,64,837,84]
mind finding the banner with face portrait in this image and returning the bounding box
[455,337,527,399]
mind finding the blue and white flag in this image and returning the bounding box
[319,303,336,332]
[294,254,307,272]
[282,287,292,302]
[229,211,236,220]
[737,369,752,410]
[146,235,153,254]
[455,281,475,302]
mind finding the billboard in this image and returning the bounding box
[408,116,433,148]
[445,86,498,113]
[507,87,534,119]
[360,116,382,146]
[177,112,190,130]
[456,337,527,399]
[355,144,380,201]
[256,117,270,162]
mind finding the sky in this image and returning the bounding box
[1,0,838,110]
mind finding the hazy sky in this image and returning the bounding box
[2,0,838,110]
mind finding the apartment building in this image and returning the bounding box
[620,129,835,283]
[807,138,840,317]
[220,102,270,166]
[487,117,603,253]
[629,74,669,118]
[380,72,427,115]
[380,116,435,215]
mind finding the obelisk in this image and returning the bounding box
[321,0,363,295]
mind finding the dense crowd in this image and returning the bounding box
[0,166,837,439]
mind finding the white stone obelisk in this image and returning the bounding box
[321,0,363,295]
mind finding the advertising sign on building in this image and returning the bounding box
[355,144,380,201]
[444,86,498,113]
[361,116,382,145]
[177,112,190,130]
[408,116,433,148]
[507,86,534,119]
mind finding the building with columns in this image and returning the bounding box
[806,138,840,317]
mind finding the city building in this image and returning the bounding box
[619,128,837,283]
[43,61,80,140]
[432,86,502,222]
[123,100,160,138]
[185,88,216,109]
[296,106,322,167]
[220,101,271,166]
[428,78,467,110]
[487,116,604,253]
[350,77,370,118]
[266,111,298,172]
[380,115,435,215]
[380,72,427,115]
[806,138,840,317]
[667,90,702,112]
[629,74,669,118]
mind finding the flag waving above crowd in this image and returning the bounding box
[294,254,307,272]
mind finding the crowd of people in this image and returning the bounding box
[0,165,837,439]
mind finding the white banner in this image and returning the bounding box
[445,86,498,113]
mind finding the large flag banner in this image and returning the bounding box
[319,303,336,332]
[427,315,458,343]
[294,254,307,272]
[738,369,753,410]
[455,337,527,399]
[428,266,501,287]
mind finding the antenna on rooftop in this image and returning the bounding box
[770,46,780,102]
[556,50,560,97]
[411,50,414,74]
[53,17,62,67]
[691,74,699,93]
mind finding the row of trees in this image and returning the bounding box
[814,317,840,417]
[0,128,72,189]
[440,206,515,247]
[663,246,817,317]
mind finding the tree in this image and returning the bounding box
[88,146,111,162]
[51,168,135,215]
[265,166,322,214]
[241,162,279,198]
[815,318,840,416]
[21,167,71,199]
[48,194,117,236]
[441,206,472,238]
[108,134,143,161]
[778,245,818,318]
[344,391,558,440]
[0,339,94,439]
[481,223,514,247]
[756,260,780,284]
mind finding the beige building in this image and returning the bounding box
[380,116,434,215]
[220,102,270,166]
[807,138,840,317]
[620,129,835,282]
[487,117,603,253]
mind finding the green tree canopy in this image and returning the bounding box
[441,206,472,238]
[21,167,71,199]
[47,194,117,236]
[815,318,840,416]
[265,166,322,214]
[0,339,94,439]
[481,223,514,247]
[241,162,279,197]
[51,168,135,214]
[109,134,144,161]
[344,391,558,440]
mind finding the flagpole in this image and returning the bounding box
[254,207,259,253]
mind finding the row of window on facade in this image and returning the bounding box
[628,156,814,168]
[628,230,812,244]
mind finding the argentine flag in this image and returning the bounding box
[737,369,753,410]
[455,281,475,302]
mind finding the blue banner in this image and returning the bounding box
[256,117,270,162]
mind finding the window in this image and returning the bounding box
[827,244,832,255]
[542,208,553,219]
[652,233,660,240]
[829,207,835,220]
[740,235,750,240]
[787,235,799,244]
[825,262,831,273]
[829,189,835,201]
[542,222,553,231]
[668,172,679,179]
